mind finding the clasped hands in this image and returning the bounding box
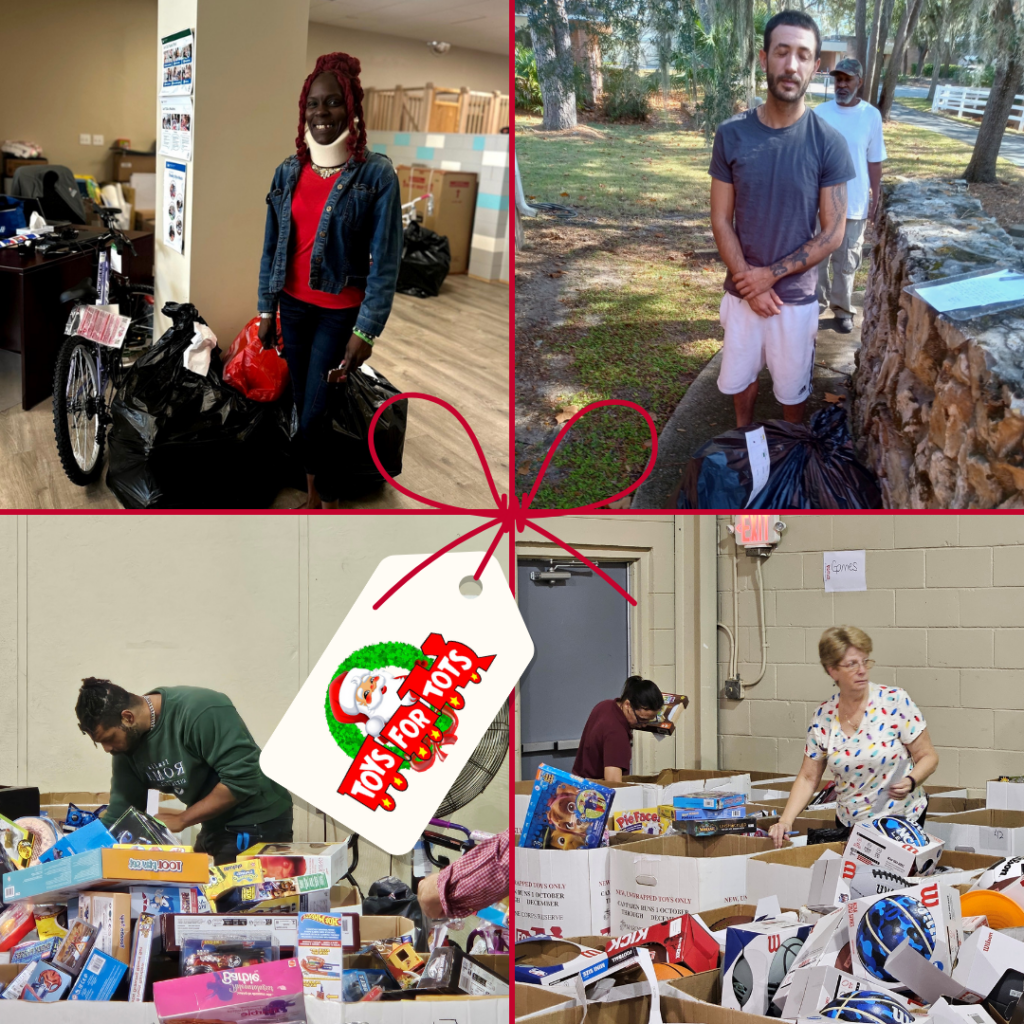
[732,264,784,318]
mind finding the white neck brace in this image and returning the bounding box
[305,125,351,167]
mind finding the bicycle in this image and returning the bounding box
[50,206,154,485]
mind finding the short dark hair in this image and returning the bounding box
[619,675,664,712]
[763,10,822,59]
[76,677,135,736]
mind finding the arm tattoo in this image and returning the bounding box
[767,183,847,280]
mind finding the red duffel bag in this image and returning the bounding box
[223,314,289,402]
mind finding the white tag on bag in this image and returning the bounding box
[260,551,534,856]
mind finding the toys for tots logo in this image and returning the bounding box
[330,633,495,813]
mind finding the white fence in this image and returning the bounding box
[932,83,1024,130]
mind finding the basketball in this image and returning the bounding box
[820,990,916,1024]
[835,941,853,974]
[652,961,694,980]
[766,936,806,1002]
[855,894,937,983]
[872,816,930,848]
[731,951,754,1007]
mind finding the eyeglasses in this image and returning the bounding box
[837,659,874,671]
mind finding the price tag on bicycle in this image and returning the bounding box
[65,304,132,349]
[260,551,533,856]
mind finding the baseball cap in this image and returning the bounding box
[830,58,863,77]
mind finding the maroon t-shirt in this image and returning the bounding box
[572,699,633,780]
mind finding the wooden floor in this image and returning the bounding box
[0,275,509,510]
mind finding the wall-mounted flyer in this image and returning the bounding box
[161,28,194,96]
[163,161,187,255]
[159,97,193,161]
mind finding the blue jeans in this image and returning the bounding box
[278,291,360,489]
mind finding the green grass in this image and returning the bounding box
[517,100,1024,507]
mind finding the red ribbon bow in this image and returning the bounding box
[367,393,658,609]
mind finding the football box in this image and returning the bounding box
[844,819,944,878]
[845,880,963,990]
[519,764,615,851]
[720,917,812,1016]
[67,948,128,1000]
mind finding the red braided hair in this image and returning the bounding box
[296,52,368,165]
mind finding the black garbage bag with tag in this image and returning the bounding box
[106,301,292,508]
[309,364,408,501]
[363,876,428,952]
[675,404,882,510]
[396,222,451,298]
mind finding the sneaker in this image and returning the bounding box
[835,316,853,333]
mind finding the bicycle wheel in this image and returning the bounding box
[52,336,105,484]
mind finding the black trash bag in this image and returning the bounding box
[363,876,428,952]
[310,365,408,500]
[807,826,852,846]
[396,222,450,298]
[106,301,292,509]
[676,405,882,510]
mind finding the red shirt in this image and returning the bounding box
[283,163,365,309]
[572,700,633,780]
[437,830,509,919]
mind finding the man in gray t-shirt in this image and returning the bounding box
[708,11,855,427]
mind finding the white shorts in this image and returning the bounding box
[717,292,818,406]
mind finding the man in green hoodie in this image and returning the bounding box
[76,677,293,865]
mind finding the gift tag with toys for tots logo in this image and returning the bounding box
[260,551,533,856]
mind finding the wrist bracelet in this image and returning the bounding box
[258,312,273,319]
[353,327,375,346]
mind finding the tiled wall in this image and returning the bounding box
[366,129,509,283]
[716,514,1024,795]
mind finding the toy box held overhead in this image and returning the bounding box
[519,765,614,852]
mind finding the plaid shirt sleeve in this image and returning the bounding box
[437,829,509,919]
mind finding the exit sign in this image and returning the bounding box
[733,515,780,547]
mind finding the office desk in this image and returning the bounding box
[0,229,154,410]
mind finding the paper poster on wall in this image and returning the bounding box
[163,161,186,255]
[823,550,867,592]
[161,28,194,96]
[159,97,193,161]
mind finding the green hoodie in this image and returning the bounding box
[99,686,291,833]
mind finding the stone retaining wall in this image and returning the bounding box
[853,180,1024,508]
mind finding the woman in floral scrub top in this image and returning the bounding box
[768,626,939,847]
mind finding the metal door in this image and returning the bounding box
[517,559,631,779]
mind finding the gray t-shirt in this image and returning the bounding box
[709,107,856,304]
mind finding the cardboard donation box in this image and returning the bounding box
[111,152,156,182]
[515,846,610,939]
[608,833,774,933]
[746,843,847,909]
[396,165,478,274]
[928,811,1024,858]
[952,926,1024,1020]
[515,980,574,1019]
[988,779,1024,812]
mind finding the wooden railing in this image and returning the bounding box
[364,83,509,134]
[933,83,1024,130]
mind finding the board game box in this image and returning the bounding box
[19,960,72,1001]
[519,765,615,851]
[68,948,128,1000]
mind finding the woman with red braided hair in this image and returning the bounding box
[257,52,403,508]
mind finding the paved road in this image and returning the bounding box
[888,102,1024,168]
[808,81,930,100]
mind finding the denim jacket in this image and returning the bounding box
[258,151,403,338]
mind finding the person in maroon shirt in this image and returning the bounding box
[572,676,664,782]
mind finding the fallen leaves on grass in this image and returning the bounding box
[824,392,846,404]
[555,405,582,424]
[549,271,564,278]
[606,496,633,509]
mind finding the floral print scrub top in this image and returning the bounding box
[804,683,928,826]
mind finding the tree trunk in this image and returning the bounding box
[926,10,949,103]
[528,0,577,131]
[878,0,924,120]
[872,0,897,102]
[855,0,868,76]
[964,53,1024,181]
[864,0,883,100]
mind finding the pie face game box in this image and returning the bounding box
[519,765,615,851]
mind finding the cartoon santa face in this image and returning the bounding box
[329,665,417,738]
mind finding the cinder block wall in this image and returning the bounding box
[716,514,1024,796]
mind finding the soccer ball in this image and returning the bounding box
[872,816,930,848]
[855,894,937,983]
[766,936,806,1003]
[820,990,916,1024]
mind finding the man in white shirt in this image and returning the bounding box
[813,58,886,333]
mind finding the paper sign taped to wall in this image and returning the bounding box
[823,550,866,592]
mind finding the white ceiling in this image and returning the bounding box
[308,0,507,56]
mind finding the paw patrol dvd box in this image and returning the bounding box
[518,765,615,851]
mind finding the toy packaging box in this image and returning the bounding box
[38,817,114,863]
[720,917,813,1016]
[514,937,638,993]
[215,871,331,914]
[633,692,687,735]
[605,913,720,974]
[19,959,73,1001]
[0,901,36,952]
[107,806,177,846]
[296,912,343,1001]
[204,859,265,901]
[180,937,276,977]
[53,917,101,976]
[417,944,508,996]
[672,791,745,811]
[844,819,945,878]
[661,803,748,821]
[519,765,615,852]
[153,956,305,1023]
[78,890,132,964]
[68,948,128,1000]
[769,908,851,1011]
[845,880,963,990]
[130,884,210,918]
[239,842,349,884]
[10,936,61,964]
[162,913,300,954]
[610,807,670,836]
[672,815,758,838]
[951,926,1024,1013]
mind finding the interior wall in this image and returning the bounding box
[716,514,1024,796]
[0,515,509,890]
[0,0,158,183]
[307,22,507,94]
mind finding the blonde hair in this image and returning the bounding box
[818,626,873,674]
